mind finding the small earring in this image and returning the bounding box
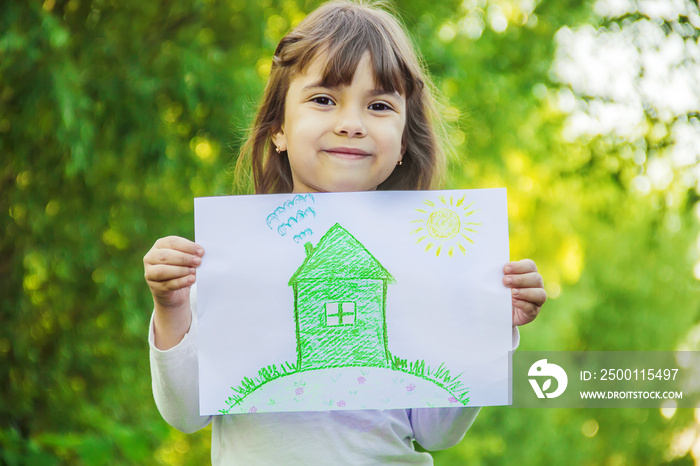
[397,159,403,166]
[275,146,281,153]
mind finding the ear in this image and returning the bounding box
[272,126,287,152]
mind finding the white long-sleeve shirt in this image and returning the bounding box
[149,291,519,465]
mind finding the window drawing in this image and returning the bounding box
[325,302,357,326]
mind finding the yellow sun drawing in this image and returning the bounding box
[410,194,480,257]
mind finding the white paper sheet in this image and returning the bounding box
[194,189,511,415]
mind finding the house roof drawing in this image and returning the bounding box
[288,223,396,284]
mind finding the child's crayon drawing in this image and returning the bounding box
[411,194,481,257]
[194,189,512,415]
[219,222,469,414]
[266,194,317,241]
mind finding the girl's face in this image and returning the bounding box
[273,52,406,193]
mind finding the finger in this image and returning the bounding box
[145,264,196,283]
[154,236,204,256]
[145,248,203,268]
[151,274,196,293]
[512,299,541,325]
[503,271,544,289]
[503,259,537,275]
[511,287,548,307]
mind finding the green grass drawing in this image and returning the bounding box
[221,362,298,412]
[220,222,470,414]
[390,355,470,404]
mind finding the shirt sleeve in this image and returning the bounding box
[411,326,520,450]
[148,287,213,433]
[410,406,481,451]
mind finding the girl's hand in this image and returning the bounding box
[503,259,546,327]
[143,236,204,311]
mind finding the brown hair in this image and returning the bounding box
[234,0,448,194]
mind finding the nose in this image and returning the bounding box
[333,105,367,138]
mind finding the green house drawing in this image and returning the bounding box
[219,220,471,414]
[288,223,395,372]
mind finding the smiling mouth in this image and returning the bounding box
[324,148,371,158]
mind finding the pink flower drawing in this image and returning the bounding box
[357,377,366,385]
[337,400,346,407]
[406,384,416,392]
[295,387,304,396]
[448,397,458,404]
[248,407,258,414]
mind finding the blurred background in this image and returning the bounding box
[2,0,700,464]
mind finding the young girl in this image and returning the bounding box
[144,1,546,463]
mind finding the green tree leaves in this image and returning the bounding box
[2,0,699,464]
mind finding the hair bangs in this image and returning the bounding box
[293,8,411,96]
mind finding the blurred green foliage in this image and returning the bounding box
[2,0,699,464]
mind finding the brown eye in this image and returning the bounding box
[312,96,334,105]
[369,102,391,111]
